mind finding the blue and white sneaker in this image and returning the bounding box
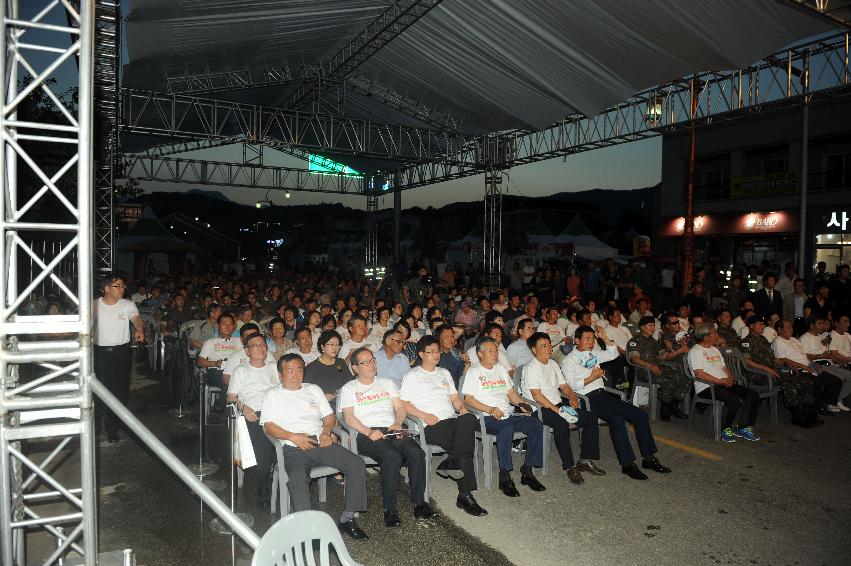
[720,427,736,443]
[733,426,760,442]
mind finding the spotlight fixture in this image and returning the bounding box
[256,189,273,208]
[285,191,291,199]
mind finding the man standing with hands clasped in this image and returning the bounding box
[94,274,144,444]
[226,333,278,507]
[341,347,434,528]
[261,354,369,540]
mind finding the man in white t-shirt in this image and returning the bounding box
[285,327,319,365]
[798,315,851,411]
[197,312,242,385]
[563,326,672,476]
[462,337,545,497]
[340,347,433,527]
[94,274,145,443]
[830,315,851,361]
[506,318,535,370]
[772,319,842,414]
[339,315,376,361]
[222,323,275,385]
[537,307,566,351]
[521,332,604,485]
[226,334,279,506]
[688,323,761,442]
[465,324,513,376]
[400,336,486,517]
[603,308,633,357]
[261,354,369,540]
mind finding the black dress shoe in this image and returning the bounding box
[498,477,520,497]
[621,463,649,480]
[456,493,488,516]
[566,466,584,485]
[669,405,689,419]
[642,456,672,473]
[413,503,435,519]
[383,510,400,528]
[576,460,606,476]
[436,457,464,481]
[338,519,369,540]
[520,474,546,492]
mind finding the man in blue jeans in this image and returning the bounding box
[462,337,546,497]
[562,326,672,480]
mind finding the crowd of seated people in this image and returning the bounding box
[96,258,851,539]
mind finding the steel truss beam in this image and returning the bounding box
[93,0,120,275]
[777,0,851,27]
[483,170,504,291]
[283,0,443,111]
[365,194,379,268]
[396,31,851,189]
[123,155,365,194]
[1,2,96,566]
[119,88,465,162]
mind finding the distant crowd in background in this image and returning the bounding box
[33,256,851,538]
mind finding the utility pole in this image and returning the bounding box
[681,76,699,296]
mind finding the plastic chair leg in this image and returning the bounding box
[712,404,722,441]
[649,384,660,421]
[770,394,778,425]
[481,436,492,490]
[541,429,550,475]
[318,477,327,503]
[270,469,278,515]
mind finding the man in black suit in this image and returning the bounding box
[753,273,783,319]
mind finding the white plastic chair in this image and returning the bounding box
[405,413,480,501]
[722,347,778,425]
[626,356,660,421]
[251,510,364,566]
[683,355,726,441]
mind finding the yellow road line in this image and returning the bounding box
[653,433,723,461]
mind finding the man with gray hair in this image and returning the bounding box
[687,322,761,443]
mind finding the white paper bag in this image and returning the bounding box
[235,415,256,469]
[631,385,649,407]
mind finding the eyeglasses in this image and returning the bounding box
[354,358,376,366]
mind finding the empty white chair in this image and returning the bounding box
[251,510,363,566]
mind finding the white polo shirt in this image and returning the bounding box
[339,378,399,429]
[561,347,618,395]
[223,348,276,377]
[605,324,633,352]
[199,336,242,362]
[461,363,514,417]
[95,298,139,347]
[521,356,567,406]
[771,336,810,366]
[799,332,830,358]
[260,383,332,447]
[227,362,279,412]
[687,344,729,395]
[830,331,851,357]
[400,366,458,422]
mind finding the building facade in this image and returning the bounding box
[657,96,851,277]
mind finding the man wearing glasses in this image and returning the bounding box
[94,274,144,444]
[375,329,411,387]
[341,347,433,528]
[400,336,487,517]
[226,333,279,506]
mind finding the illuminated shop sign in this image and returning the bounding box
[660,211,797,237]
[826,210,849,231]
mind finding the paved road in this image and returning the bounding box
[23,358,851,565]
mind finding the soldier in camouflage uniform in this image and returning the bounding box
[738,316,819,427]
[627,315,690,420]
[715,309,740,348]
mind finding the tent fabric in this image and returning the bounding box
[125,0,834,136]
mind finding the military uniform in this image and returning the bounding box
[627,333,691,404]
[716,324,740,349]
[739,333,814,409]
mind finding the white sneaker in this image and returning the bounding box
[827,404,842,413]
[836,401,851,412]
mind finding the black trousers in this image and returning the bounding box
[587,389,657,466]
[809,372,842,407]
[540,403,599,469]
[245,415,276,500]
[698,384,760,428]
[356,432,427,511]
[423,413,478,492]
[94,344,131,436]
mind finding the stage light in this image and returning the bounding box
[285,191,291,199]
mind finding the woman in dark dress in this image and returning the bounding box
[303,330,353,409]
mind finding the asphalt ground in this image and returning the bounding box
[21,358,851,565]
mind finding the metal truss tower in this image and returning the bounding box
[365,193,379,269]
[1,2,97,565]
[483,170,504,291]
[93,0,120,274]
